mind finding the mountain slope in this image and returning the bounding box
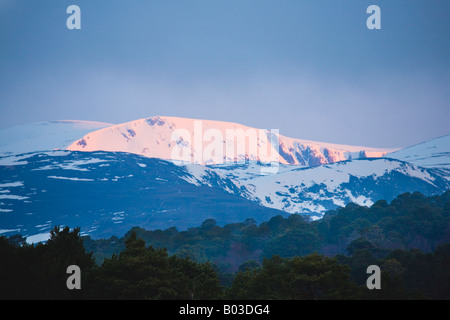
[0,120,113,156]
[0,151,287,241]
[387,134,450,171]
[185,158,450,220]
[1,152,448,241]
[1,117,448,242]
[66,116,396,166]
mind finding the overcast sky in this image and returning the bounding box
[0,0,449,148]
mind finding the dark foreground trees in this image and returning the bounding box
[1,224,450,300]
[0,227,221,300]
[226,254,360,300]
[0,226,95,299]
[93,232,222,299]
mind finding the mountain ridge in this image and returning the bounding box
[184,157,449,219]
[0,150,447,241]
[66,116,397,166]
[386,134,450,171]
[0,117,448,241]
[0,120,113,156]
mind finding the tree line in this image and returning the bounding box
[2,227,450,299]
[1,191,449,299]
[0,227,222,300]
[84,191,450,273]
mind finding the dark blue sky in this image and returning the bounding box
[0,0,449,147]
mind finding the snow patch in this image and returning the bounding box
[0,229,21,235]
[26,233,51,244]
[0,181,24,188]
[47,176,95,182]
[0,194,29,200]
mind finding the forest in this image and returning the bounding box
[1,191,449,299]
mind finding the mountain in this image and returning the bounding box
[184,158,450,220]
[0,117,448,243]
[386,134,450,172]
[0,151,287,242]
[0,151,448,242]
[0,120,113,156]
[66,116,396,166]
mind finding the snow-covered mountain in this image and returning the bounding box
[0,120,113,156]
[386,134,450,171]
[0,151,287,241]
[184,158,450,220]
[0,117,448,242]
[0,151,447,241]
[67,116,396,166]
